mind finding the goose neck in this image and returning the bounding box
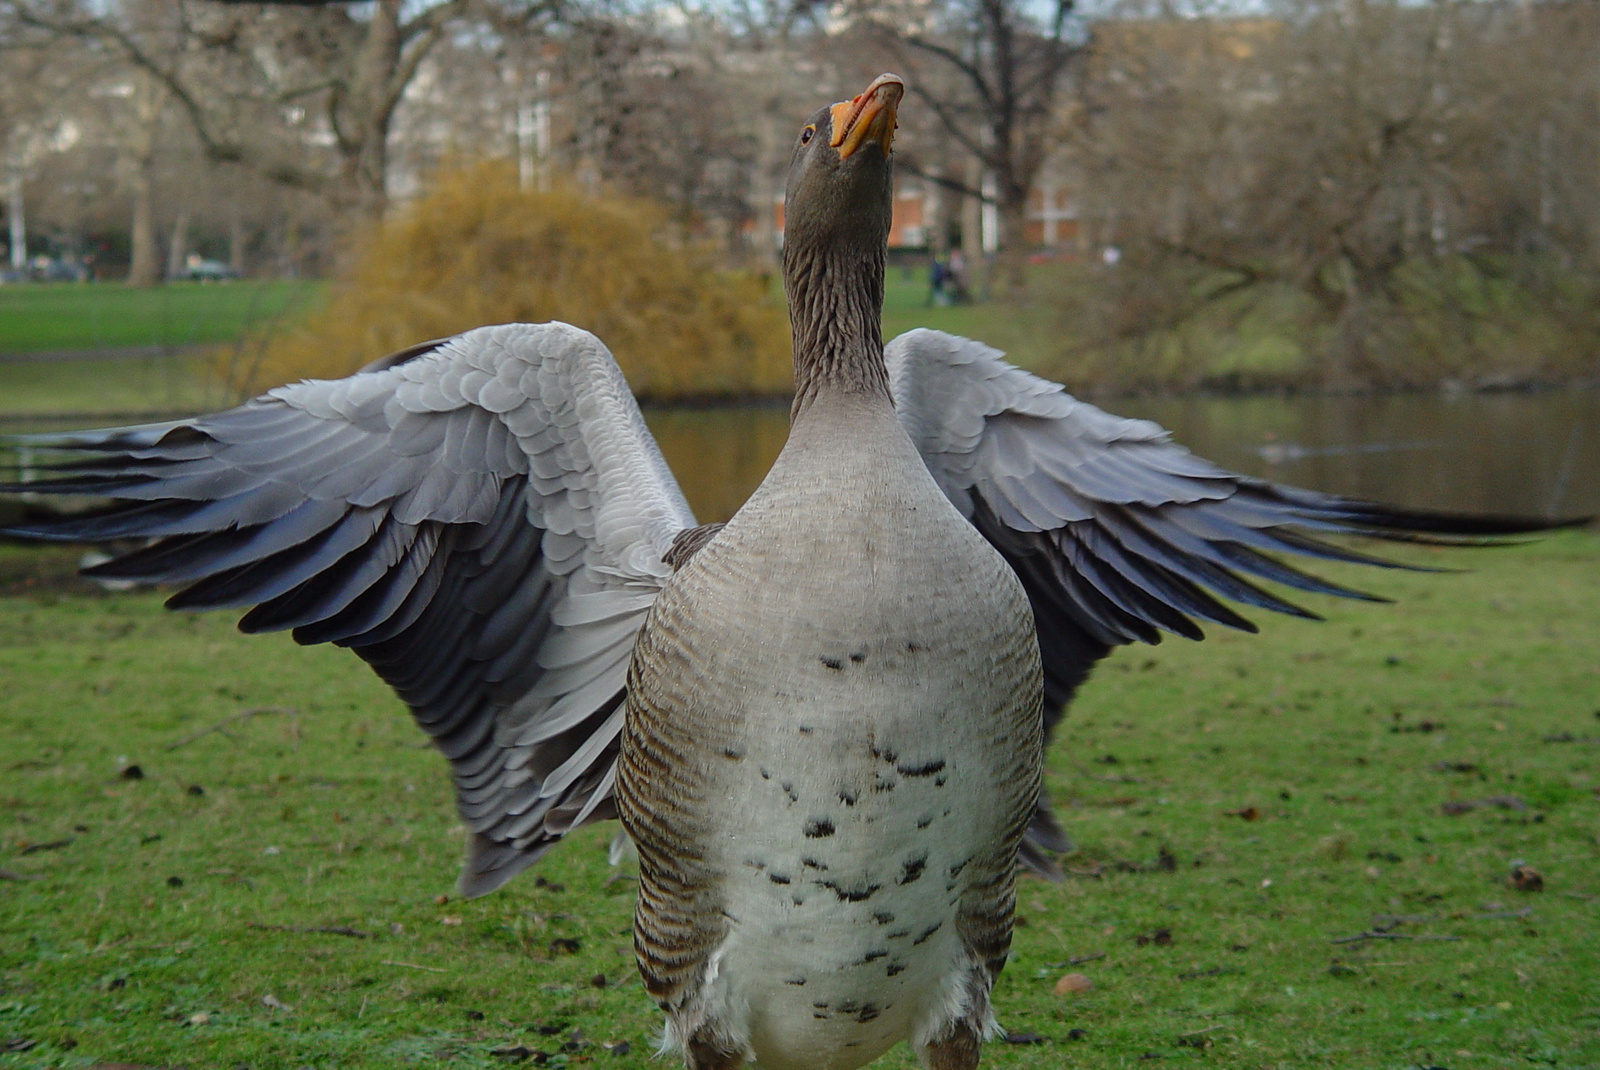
[784,241,890,418]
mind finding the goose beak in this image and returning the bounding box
[830,73,904,160]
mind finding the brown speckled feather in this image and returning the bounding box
[617,611,732,1017]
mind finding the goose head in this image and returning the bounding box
[781,73,904,410]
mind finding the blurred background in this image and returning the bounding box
[0,0,1595,521]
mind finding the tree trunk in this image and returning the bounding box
[124,75,165,288]
[229,214,247,276]
[994,189,1031,301]
[7,167,24,274]
[126,160,159,288]
[336,0,404,220]
[165,210,190,281]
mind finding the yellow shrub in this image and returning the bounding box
[237,162,791,399]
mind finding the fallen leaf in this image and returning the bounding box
[491,1045,537,1061]
[1509,865,1544,892]
[1442,795,1526,816]
[1002,1032,1046,1044]
[261,993,292,1011]
[1136,928,1174,946]
[1053,972,1093,995]
[18,838,73,855]
[441,915,463,926]
[1223,807,1259,821]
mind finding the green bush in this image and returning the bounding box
[234,162,791,400]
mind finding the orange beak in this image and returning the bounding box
[829,73,904,160]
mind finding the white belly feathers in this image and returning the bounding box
[620,398,1041,1070]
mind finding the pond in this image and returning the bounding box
[4,387,1596,527]
[644,388,1600,524]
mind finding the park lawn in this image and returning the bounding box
[0,354,227,419]
[0,281,324,356]
[0,272,1041,420]
[0,530,1595,1069]
[881,262,1080,380]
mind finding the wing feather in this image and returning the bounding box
[4,322,695,897]
[887,327,1576,876]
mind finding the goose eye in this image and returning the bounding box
[800,125,815,145]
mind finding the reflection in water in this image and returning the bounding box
[643,405,792,523]
[5,389,1592,527]
[1115,389,1600,519]
[645,388,1600,523]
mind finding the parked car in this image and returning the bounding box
[6,256,91,283]
[179,256,240,282]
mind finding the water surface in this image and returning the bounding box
[645,389,1600,523]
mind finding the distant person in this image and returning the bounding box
[927,256,948,306]
[948,249,971,304]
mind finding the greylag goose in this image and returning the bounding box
[1,74,1572,1070]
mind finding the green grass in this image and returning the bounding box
[0,281,323,355]
[1,532,1596,1068]
[0,272,1024,420]
[0,281,328,418]
[0,354,231,419]
[880,264,1075,375]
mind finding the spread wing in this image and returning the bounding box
[886,328,1574,874]
[3,322,696,896]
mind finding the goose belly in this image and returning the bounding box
[707,707,998,1070]
[620,404,1042,1067]
[627,532,1039,1067]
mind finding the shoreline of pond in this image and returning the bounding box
[4,373,1599,426]
[632,374,1600,412]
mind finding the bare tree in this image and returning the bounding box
[0,17,99,274]
[851,0,1083,296]
[1066,0,1600,387]
[4,0,474,219]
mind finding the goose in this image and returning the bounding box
[1,74,1571,1070]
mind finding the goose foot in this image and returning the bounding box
[917,1019,981,1070]
[686,1027,745,1070]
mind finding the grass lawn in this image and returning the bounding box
[0,355,230,420]
[880,263,1067,373]
[0,281,324,356]
[0,531,1596,1069]
[0,272,1036,420]
[0,280,328,420]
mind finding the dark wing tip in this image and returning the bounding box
[457,833,553,899]
[356,336,455,375]
[1305,495,1592,539]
